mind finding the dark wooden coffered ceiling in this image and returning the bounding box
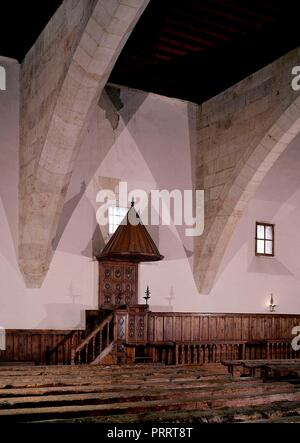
[1,1,299,104]
[109,0,300,103]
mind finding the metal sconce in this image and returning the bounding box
[269,293,276,312]
[144,286,151,306]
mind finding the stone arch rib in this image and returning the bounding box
[19,0,150,287]
[195,96,300,294]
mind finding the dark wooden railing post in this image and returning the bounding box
[107,322,110,347]
[181,344,184,365]
[92,336,96,361]
[175,344,179,365]
[99,330,103,354]
[71,348,75,365]
[187,344,191,364]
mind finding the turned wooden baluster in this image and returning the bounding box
[99,330,103,354]
[162,348,166,364]
[70,334,75,361]
[187,345,191,364]
[99,332,102,355]
[215,344,219,363]
[92,336,96,361]
[199,345,203,364]
[107,321,110,347]
[235,344,239,360]
[212,344,216,363]
[206,344,209,363]
[169,348,174,365]
[242,343,246,360]
[175,344,179,365]
[166,348,170,365]
[85,344,88,364]
[193,345,197,364]
[285,342,288,359]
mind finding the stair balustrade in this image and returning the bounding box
[71,313,114,365]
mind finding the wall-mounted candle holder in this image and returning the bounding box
[269,293,276,312]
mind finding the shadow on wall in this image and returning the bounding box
[216,136,300,280]
[81,223,105,258]
[36,304,87,329]
[51,86,148,256]
[248,257,294,276]
[52,181,87,250]
[164,285,175,310]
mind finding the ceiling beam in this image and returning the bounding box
[165,17,232,43]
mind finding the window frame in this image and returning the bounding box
[255,222,275,257]
[108,205,128,235]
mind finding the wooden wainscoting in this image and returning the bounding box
[146,313,300,364]
[1,313,300,365]
[0,329,83,365]
[147,313,300,342]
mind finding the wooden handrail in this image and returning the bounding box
[74,313,114,354]
[147,312,300,318]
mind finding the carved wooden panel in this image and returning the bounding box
[99,261,138,308]
[128,305,148,344]
[116,315,126,341]
[147,313,300,343]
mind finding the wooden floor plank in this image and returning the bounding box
[1,389,300,422]
[0,363,299,423]
[0,378,262,398]
[32,401,300,423]
[0,382,292,409]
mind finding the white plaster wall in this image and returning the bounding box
[0,57,96,329]
[1,64,300,328]
[141,134,300,314]
[0,68,196,328]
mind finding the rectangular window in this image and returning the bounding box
[0,66,6,91]
[255,222,274,256]
[108,206,128,234]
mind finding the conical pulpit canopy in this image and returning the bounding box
[97,204,164,262]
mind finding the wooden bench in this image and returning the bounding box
[221,359,300,378]
[261,362,300,382]
[220,360,245,376]
[0,363,299,422]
